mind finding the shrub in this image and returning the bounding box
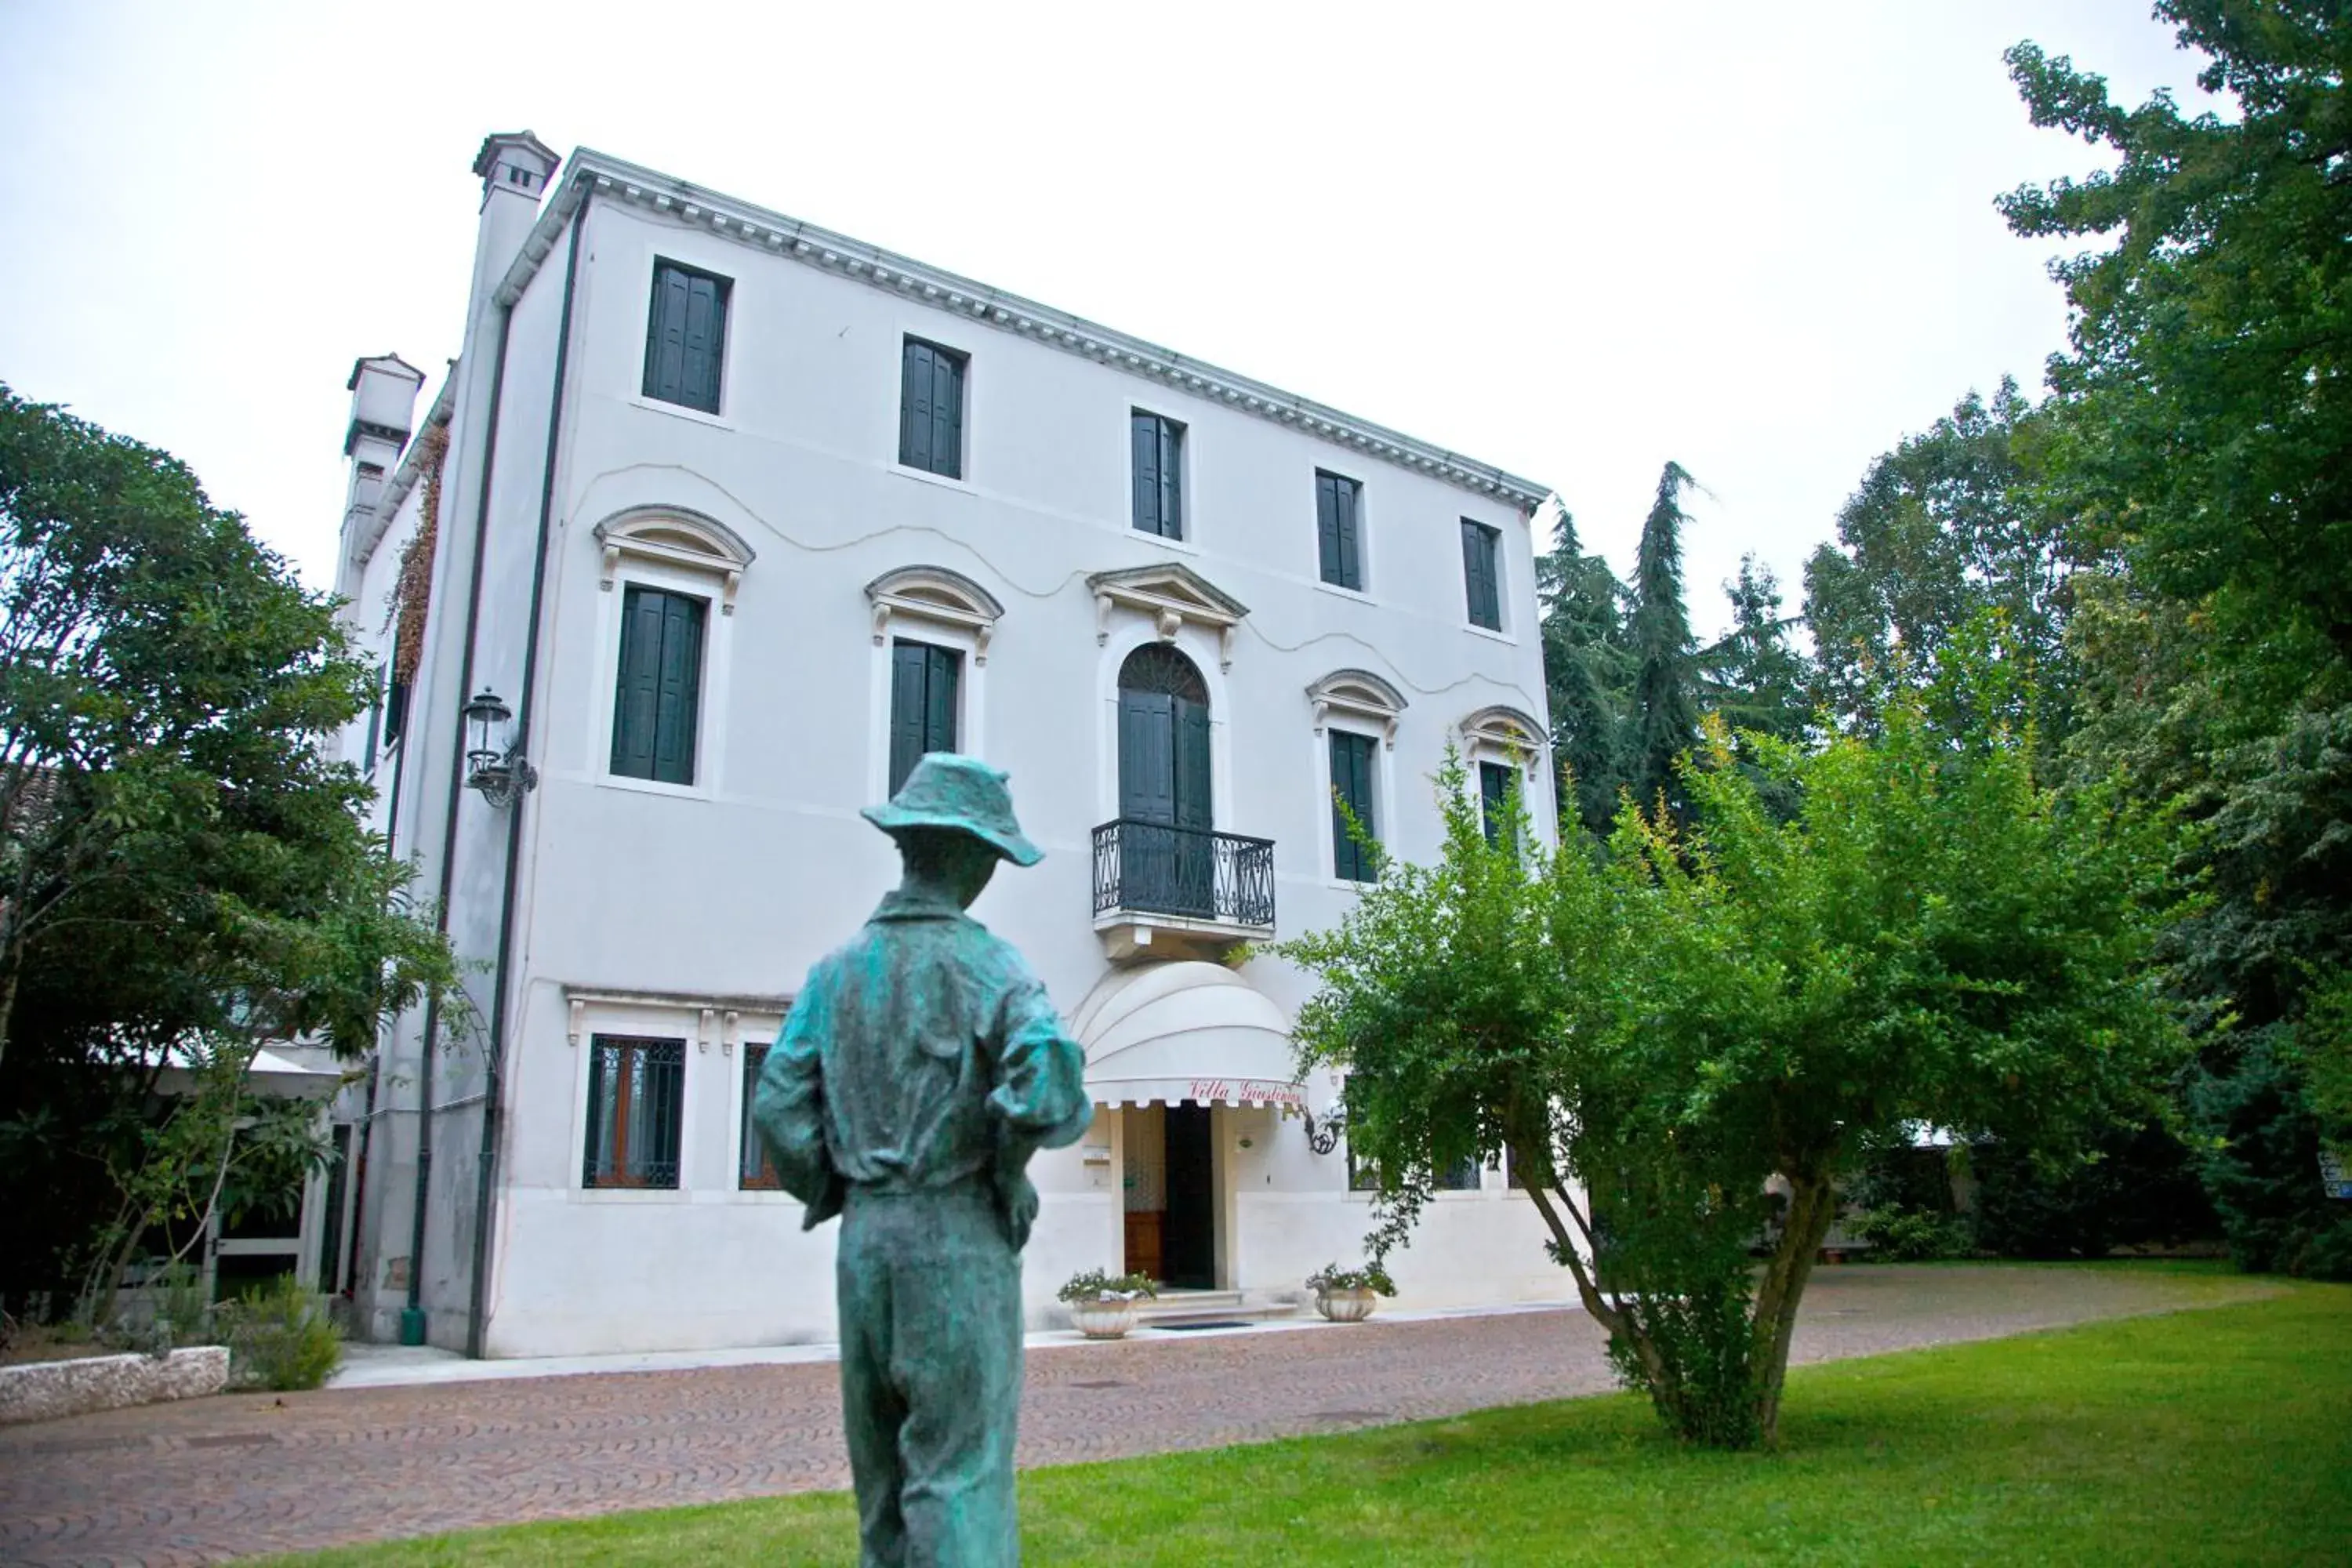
[1854,1208,1974,1261]
[218,1274,341,1390]
[1305,1261,1396,1296]
[1056,1270,1157,1305]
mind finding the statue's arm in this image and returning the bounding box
[753,971,847,1227]
[986,969,1094,1152]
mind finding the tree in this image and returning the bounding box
[2001,3,2352,671]
[1278,640,2184,1448]
[0,385,463,1308]
[1802,380,2072,738]
[1699,555,1812,745]
[2003,5,2352,1279]
[1627,463,1701,819]
[1536,508,1636,838]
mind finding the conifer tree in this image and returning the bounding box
[1536,507,1635,837]
[1627,462,1700,818]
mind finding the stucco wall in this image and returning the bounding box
[355,176,1567,1356]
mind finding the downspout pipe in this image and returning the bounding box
[401,296,516,1345]
[466,191,589,1359]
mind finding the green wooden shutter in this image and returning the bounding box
[1157,418,1184,539]
[679,271,725,413]
[1119,690,1177,822]
[887,641,962,794]
[611,586,667,779]
[1132,412,1160,534]
[929,348,963,478]
[1174,698,1212,829]
[612,587,705,784]
[642,265,689,403]
[1331,731,1377,881]
[1462,521,1501,630]
[1336,477,1362,589]
[1480,760,1512,846]
[1316,473,1342,583]
[650,592,705,785]
[924,644,960,753]
[899,340,935,470]
[888,642,930,795]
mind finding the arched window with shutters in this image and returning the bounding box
[1116,643,1214,917]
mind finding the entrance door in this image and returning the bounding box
[1116,644,1214,917]
[1161,1103,1217,1289]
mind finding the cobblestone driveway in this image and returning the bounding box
[0,1265,2259,1566]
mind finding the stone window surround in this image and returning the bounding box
[562,986,789,1203]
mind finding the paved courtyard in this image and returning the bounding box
[0,1265,2261,1566]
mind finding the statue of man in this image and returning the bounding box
[755,753,1093,1567]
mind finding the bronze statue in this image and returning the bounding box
[755,753,1092,1566]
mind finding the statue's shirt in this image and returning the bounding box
[754,887,1092,1231]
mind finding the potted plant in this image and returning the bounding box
[1057,1270,1159,1339]
[1305,1261,1396,1323]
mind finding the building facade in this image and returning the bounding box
[326,132,1567,1357]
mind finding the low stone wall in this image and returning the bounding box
[0,1346,229,1426]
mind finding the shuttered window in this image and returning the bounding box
[641,260,730,415]
[1330,729,1380,883]
[887,640,962,796]
[1316,470,1363,590]
[898,339,967,477]
[739,1041,780,1190]
[584,1035,685,1189]
[1461,519,1502,630]
[1479,760,1516,848]
[1131,411,1185,539]
[610,585,706,786]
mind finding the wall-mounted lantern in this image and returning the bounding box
[463,688,537,808]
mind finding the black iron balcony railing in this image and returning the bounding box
[1091,819,1276,931]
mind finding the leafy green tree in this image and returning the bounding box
[1279,641,2184,1448]
[0,385,464,1308]
[1535,510,1635,837]
[2003,5,2352,1278]
[1627,463,1701,819]
[1802,380,2071,737]
[2000,3,2352,672]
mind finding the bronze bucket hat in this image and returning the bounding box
[862,753,1043,866]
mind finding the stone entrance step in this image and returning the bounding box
[1135,1290,1301,1329]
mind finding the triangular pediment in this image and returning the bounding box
[1086,563,1249,624]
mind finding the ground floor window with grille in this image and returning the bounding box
[739,1040,781,1189]
[584,1034,684,1189]
[1436,1154,1483,1191]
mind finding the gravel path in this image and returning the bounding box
[0,1264,2267,1566]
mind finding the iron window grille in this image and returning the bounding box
[739,1041,781,1190]
[584,1034,685,1189]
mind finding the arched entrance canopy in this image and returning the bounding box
[1070,962,1302,1109]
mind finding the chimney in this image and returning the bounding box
[460,131,561,338]
[337,354,426,599]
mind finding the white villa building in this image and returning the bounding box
[324,132,1565,1357]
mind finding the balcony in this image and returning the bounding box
[1091,819,1276,960]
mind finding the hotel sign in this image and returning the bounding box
[1191,1077,1306,1110]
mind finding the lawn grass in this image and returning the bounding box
[278,1278,2350,1566]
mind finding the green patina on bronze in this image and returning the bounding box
[754,753,1091,1567]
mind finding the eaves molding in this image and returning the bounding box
[495,151,1553,514]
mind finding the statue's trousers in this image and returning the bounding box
[837,1182,1024,1567]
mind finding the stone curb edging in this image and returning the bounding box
[0,1345,229,1426]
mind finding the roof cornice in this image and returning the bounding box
[492,150,1552,514]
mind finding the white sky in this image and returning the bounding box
[0,2,2213,639]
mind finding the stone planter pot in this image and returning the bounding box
[1069,1300,1140,1339]
[1316,1287,1380,1323]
